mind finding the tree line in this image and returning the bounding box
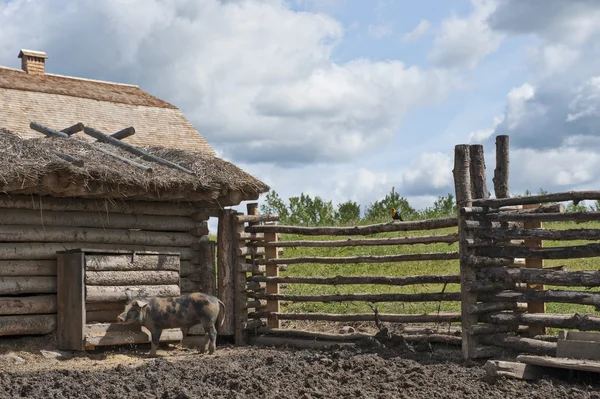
[259,187,600,226]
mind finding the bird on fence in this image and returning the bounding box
[391,208,403,221]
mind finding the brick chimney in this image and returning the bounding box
[18,49,48,75]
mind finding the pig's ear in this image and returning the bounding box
[125,290,132,302]
[134,299,149,308]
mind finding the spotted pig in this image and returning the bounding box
[116,290,225,357]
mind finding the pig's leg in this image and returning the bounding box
[181,327,189,349]
[205,322,217,354]
[149,328,163,358]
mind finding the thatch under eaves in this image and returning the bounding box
[0,128,269,204]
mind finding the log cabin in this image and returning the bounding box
[0,49,269,346]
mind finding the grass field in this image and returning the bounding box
[272,220,600,318]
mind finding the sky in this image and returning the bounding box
[2,0,600,233]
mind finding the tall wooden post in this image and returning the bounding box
[493,135,509,199]
[264,227,280,329]
[454,144,476,359]
[523,203,546,336]
[217,209,236,336]
[234,212,248,345]
[247,203,267,316]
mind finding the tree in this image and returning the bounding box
[364,187,416,221]
[419,193,457,218]
[260,190,290,223]
[335,200,361,224]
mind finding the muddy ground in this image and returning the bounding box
[1,334,600,399]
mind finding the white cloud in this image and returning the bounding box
[368,23,393,39]
[468,115,504,143]
[0,0,456,167]
[429,0,503,69]
[402,19,430,42]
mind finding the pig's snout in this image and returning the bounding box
[116,315,125,323]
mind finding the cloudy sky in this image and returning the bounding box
[2,0,600,225]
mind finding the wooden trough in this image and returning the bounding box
[57,248,185,351]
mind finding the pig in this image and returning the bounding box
[116,289,225,357]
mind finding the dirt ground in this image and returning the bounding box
[1,333,600,399]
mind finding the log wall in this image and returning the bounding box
[0,195,216,338]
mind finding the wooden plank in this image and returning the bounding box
[0,295,57,315]
[523,203,546,337]
[217,209,235,336]
[556,339,600,361]
[484,360,547,381]
[0,243,193,260]
[85,254,180,272]
[85,328,182,348]
[248,292,461,302]
[85,285,180,303]
[264,231,280,329]
[85,271,179,286]
[0,260,57,276]
[247,274,461,285]
[0,314,57,336]
[249,312,462,323]
[86,310,120,323]
[517,354,600,374]
[253,233,459,248]
[472,190,600,208]
[57,251,85,350]
[255,252,459,265]
[234,214,248,345]
[0,276,57,295]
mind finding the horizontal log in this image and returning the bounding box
[461,203,564,215]
[245,281,266,291]
[0,209,194,231]
[85,284,180,303]
[466,256,514,267]
[246,274,460,286]
[85,271,179,286]
[0,194,200,216]
[190,224,210,237]
[86,310,120,323]
[255,252,460,265]
[463,220,522,229]
[468,323,524,335]
[239,263,266,273]
[478,267,600,287]
[248,292,461,303]
[248,312,462,323]
[0,314,56,336]
[485,211,600,223]
[0,243,193,260]
[475,243,600,260]
[0,295,57,315]
[236,214,280,223]
[517,354,600,374]
[0,225,195,247]
[0,260,56,276]
[479,290,600,307]
[483,312,600,330]
[85,328,182,347]
[245,217,458,236]
[484,360,549,381]
[464,280,520,292]
[85,301,126,311]
[179,261,196,277]
[237,246,265,257]
[467,302,528,314]
[180,278,202,293]
[246,300,264,309]
[479,227,600,242]
[480,334,556,356]
[253,233,460,248]
[473,190,600,208]
[86,254,180,272]
[0,276,57,295]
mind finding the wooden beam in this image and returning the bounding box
[247,274,460,285]
[473,190,600,208]
[492,135,509,199]
[252,233,460,248]
[248,292,461,303]
[56,251,85,350]
[255,252,459,265]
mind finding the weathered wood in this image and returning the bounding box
[255,252,460,265]
[0,276,57,295]
[479,227,600,242]
[468,323,524,335]
[518,354,600,374]
[54,152,84,167]
[85,271,179,286]
[485,211,600,222]
[0,243,193,260]
[238,232,265,241]
[0,314,57,336]
[31,122,154,172]
[180,277,202,292]
[108,126,136,140]
[248,312,462,323]
[236,214,280,223]
[57,251,85,350]
[217,209,235,336]
[484,360,547,381]
[246,300,264,309]
[0,295,57,315]
[462,203,564,215]
[0,260,57,276]
[61,122,85,135]
[483,312,600,331]
[246,217,458,235]
[480,335,556,356]
[85,328,182,348]
[264,231,280,329]
[479,290,600,307]
[467,302,528,314]
[85,301,125,311]
[85,284,180,303]
[0,194,199,216]
[85,254,180,272]
[469,145,489,201]
[190,223,210,237]
[492,135,510,199]
[254,233,460,248]
[247,274,461,286]
[234,213,249,345]
[557,331,600,360]
[0,225,195,247]
[454,144,477,360]
[248,292,461,303]
[463,280,517,292]
[473,190,600,208]
[237,246,265,257]
[239,263,266,273]
[0,209,194,231]
[467,255,514,267]
[86,310,121,323]
[479,267,598,287]
[475,243,600,260]
[193,238,216,296]
[464,220,522,229]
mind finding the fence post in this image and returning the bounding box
[234,211,249,345]
[523,203,546,336]
[493,135,509,199]
[247,203,267,317]
[454,144,476,359]
[264,227,280,329]
[217,209,236,336]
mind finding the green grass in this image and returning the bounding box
[274,221,600,318]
